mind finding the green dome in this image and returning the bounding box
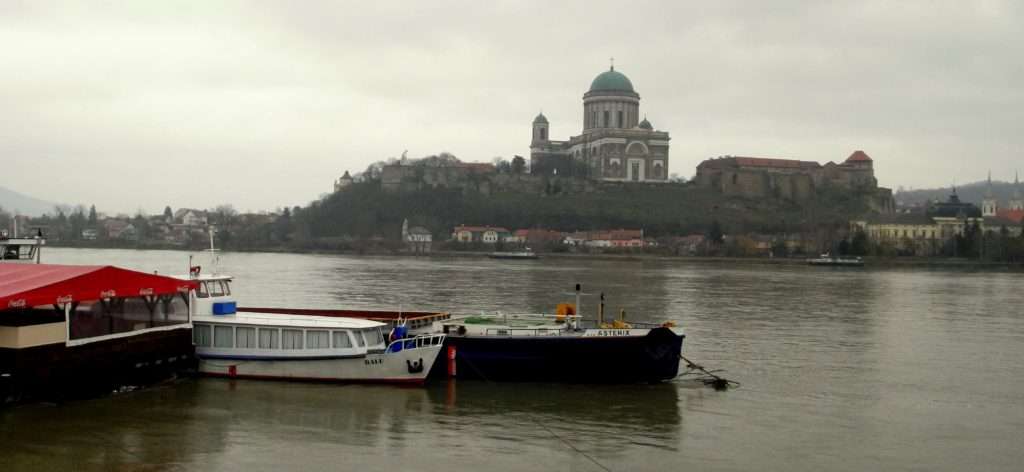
[589,67,635,93]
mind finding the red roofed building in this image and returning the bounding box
[452,225,510,244]
[996,209,1024,224]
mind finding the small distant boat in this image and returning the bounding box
[0,230,44,263]
[807,253,864,267]
[488,248,538,260]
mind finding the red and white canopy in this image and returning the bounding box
[0,264,197,310]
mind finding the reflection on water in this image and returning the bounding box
[3,248,1024,471]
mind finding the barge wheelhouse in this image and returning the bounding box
[0,264,198,403]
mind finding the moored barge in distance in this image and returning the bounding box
[807,254,865,267]
[0,264,198,403]
[487,249,539,260]
[0,231,45,263]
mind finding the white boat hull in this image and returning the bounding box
[198,344,443,385]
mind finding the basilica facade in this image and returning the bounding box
[530,66,670,183]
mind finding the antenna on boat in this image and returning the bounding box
[206,225,221,274]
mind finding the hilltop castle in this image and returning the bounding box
[530,65,670,183]
[695,150,893,212]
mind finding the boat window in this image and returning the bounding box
[196,283,209,298]
[194,324,212,347]
[332,331,353,348]
[214,325,234,348]
[207,281,225,297]
[222,280,232,296]
[306,330,329,349]
[366,328,385,347]
[353,330,366,347]
[282,329,303,349]
[236,327,257,349]
[258,328,279,349]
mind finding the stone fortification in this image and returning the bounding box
[695,150,894,213]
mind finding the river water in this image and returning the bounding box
[2,248,1023,471]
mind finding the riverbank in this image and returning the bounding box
[45,241,1024,270]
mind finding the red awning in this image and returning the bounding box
[0,264,197,310]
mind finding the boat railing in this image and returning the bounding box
[576,319,663,329]
[484,327,566,336]
[386,333,446,353]
[480,320,664,336]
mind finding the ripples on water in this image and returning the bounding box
[2,248,1023,471]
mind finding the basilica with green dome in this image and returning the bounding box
[530,65,671,183]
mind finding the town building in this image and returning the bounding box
[451,225,510,244]
[530,64,670,183]
[334,171,353,192]
[564,229,646,248]
[401,219,432,254]
[981,172,1024,223]
[852,189,1021,256]
[173,208,208,227]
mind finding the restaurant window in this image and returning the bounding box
[214,325,234,348]
[282,329,303,349]
[236,327,257,349]
[194,324,212,347]
[333,330,353,348]
[69,296,186,340]
[307,330,330,349]
[258,328,279,349]
[157,294,189,325]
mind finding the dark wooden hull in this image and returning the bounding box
[431,327,684,383]
[1,329,195,404]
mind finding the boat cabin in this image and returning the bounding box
[0,234,44,263]
[186,273,398,358]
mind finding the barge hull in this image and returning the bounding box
[437,327,683,383]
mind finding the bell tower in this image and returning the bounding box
[982,171,998,217]
[531,112,549,145]
[1011,171,1023,211]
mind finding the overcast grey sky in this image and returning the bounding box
[2,1,1021,214]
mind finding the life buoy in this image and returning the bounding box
[555,303,576,321]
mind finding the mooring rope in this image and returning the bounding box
[678,354,740,390]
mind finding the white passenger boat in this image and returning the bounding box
[807,253,865,267]
[187,273,445,385]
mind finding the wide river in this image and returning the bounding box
[2,248,1023,471]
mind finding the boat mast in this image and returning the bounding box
[575,284,582,328]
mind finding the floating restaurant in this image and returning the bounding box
[0,263,197,402]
